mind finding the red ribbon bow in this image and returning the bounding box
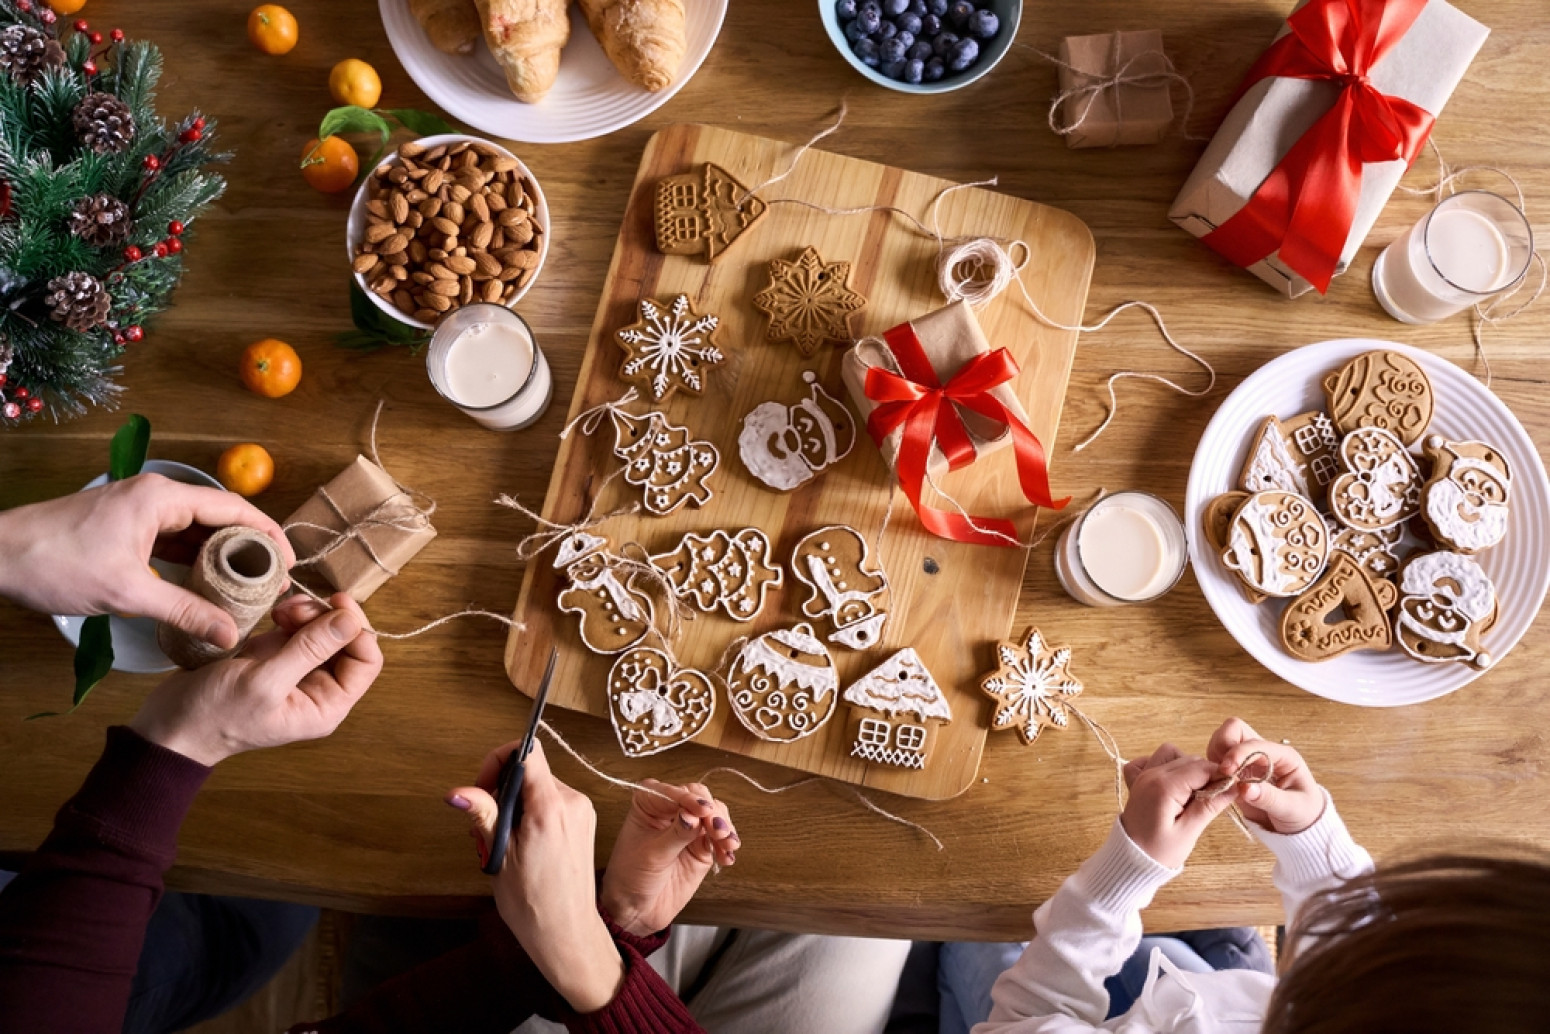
[1202,0,1435,293]
[864,322,1068,548]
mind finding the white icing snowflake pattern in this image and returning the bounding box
[980,628,1084,745]
[616,295,725,400]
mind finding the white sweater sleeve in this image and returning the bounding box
[1250,790,1374,925]
[974,819,1178,1034]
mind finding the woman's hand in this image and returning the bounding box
[447,740,624,1015]
[0,473,294,648]
[1120,743,1238,869]
[129,594,381,766]
[1206,718,1326,834]
[601,780,738,937]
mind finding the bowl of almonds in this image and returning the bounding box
[347,133,549,330]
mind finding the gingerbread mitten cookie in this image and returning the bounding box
[790,525,890,649]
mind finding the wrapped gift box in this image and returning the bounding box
[1057,30,1174,149]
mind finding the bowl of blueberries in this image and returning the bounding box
[822,0,1019,93]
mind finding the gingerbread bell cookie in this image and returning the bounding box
[753,247,867,357]
[1279,552,1399,662]
[790,526,890,649]
[725,623,839,742]
[1221,490,1329,598]
[554,532,655,655]
[841,648,951,769]
[606,408,719,516]
[1328,427,1422,532]
[654,162,767,262]
[1394,551,1497,669]
[650,528,782,622]
[979,627,1083,745]
[614,295,725,402]
[1420,436,1513,553]
[1322,350,1434,445]
[739,372,856,491]
[607,647,717,757]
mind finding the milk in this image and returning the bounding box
[426,304,553,431]
[1056,492,1187,607]
[1373,191,1531,324]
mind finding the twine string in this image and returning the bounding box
[734,99,850,206]
[559,388,642,442]
[1016,38,1203,144]
[1192,750,1275,839]
[496,493,641,563]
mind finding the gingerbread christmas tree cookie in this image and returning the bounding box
[753,247,866,356]
[650,528,783,622]
[654,163,767,262]
[607,647,717,757]
[607,408,719,516]
[979,627,1083,745]
[615,295,725,402]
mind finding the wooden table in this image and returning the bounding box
[1,0,1547,940]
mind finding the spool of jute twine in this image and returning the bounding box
[157,526,289,670]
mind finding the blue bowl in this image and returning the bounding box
[818,0,1022,94]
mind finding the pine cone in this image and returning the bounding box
[0,24,65,86]
[69,194,133,247]
[73,92,136,155]
[45,271,112,332]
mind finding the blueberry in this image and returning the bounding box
[908,0,927,14]
[835,0,859,19]
[932,30,959,57]
[920,13,941,35]
[852,36,881,66]
[924,56,946,81]
[968,8,998,39]
[879,37,908,64]
[883,0,910,14]
[881,60,907,79]
[947,35,979,71]
[926,0,948,16]
[896,11,921,34]
[895,30,915,49]
[856,2,881,32]
[903,57,925,83]
[907,40,934,61]
[947,0,974,27]
[845,18,869,42]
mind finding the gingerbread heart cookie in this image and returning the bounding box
[1322,350,1433,445]
[607,647,716,757]
[790,525,890,649]
[1419,435,1513,553]
[1394,551,1497,669]
[1220,490,1329,598]
[1280,552,1399,662]
[725,623,838,742]
[1328,427,1422,532]
[650,528,782,622]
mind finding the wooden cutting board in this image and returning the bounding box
[506,123,1094,799]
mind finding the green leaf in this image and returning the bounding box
[381,108,456,137]
[339,281,431,350]
[315,105,390,161]
[35,614,118,719]
[108,413,151,480]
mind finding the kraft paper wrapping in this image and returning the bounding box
[1057,30,1174,149]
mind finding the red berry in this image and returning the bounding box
[39,9,55,24]
[123,245,141,262]
[143,155,160,171]
[180,127,203,143]
[167,220,185,236]
[110,28,124,41]
[0,373,8,388]
[17,1,31,11]
[4,402,20,420]
[192,117,206,131]
[165,237,183,255]
[12,386,27,400]
[152,242,168,258]
[25,396,42,413]
[124,325,143,342]
[82,60,96,75]
[89,31,101,43]
[73,18,87,31]
[113,333,125,345]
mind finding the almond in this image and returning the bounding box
[404,187,428,204]
[398,140,427,159]
[469,193,490,222]
[444,201,465,225]
[411,271,434,285]
[470,222,495,249]
[425,292,452,312]
[427,279,460,297]
[391,194,410,223]
[474,251,501,277]
[380,250,407,267]
[393,288,416,312]
[485,191,507,212]
[390,265,408,281]
[413,308,440,323]
[367,199,389,219]
[448,184,472,204]
[408,241,428,264]
[460,148,479,168]
[459,276,474,305]
[497,207,527,228]
[418,196,442,218]
[353,253,380,275]
[502,283,519,303]
[505,221,535,245]
[441,233,458,252]
[498,263,524,281]
[370,276,393,295]
[481,279,503,302]
[512,248,540,270]
[423,169,445,194]
[444,255,477,275]
[423,145,447,162]
[388,166,408,185]
[365,222,395,243]
[428,248,448,260]
[381,232,410,254]
[491,157,518,174]
[427,262,456,280]
[449,142,470,156]
[406,211,424,229]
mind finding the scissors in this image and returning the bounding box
[481,646,557,876]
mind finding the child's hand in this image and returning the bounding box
[601,780,738,937]
[1121,743,1237,869]
[1206,718,1325,834]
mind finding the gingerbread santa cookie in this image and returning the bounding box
[607,647,717,757]
[554,532,655,655]
[738,372,856,491]
[1220,490,1329,598]
[841,649,952,769]
[1394,551,1497,669]
[724,623,838,742]
[607,408,719,516]
[979,627,1083,745]
[1419,436,1513,553]
[1328,427,1422,532]
[614,295,725,402]
[790,525,890,649]
[650,528,783,622]
[1322,350,1434,445]
[1279,552,1399,662]
[752,247,867,357]
[654,163,767,262]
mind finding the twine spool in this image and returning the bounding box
[157,526,289,669]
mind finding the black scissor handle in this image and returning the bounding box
[480,751,526,875]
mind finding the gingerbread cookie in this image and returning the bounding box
[1322,350,1434,445]
[1279,552,1399,662]
[1328,427,1422,532]
[1203,491,1251,553]
[1322,515,1405,581]
[607,408,719,516]
[654,162,767,262]
[1394,550,1497,669]
[1282,411,1343,493]
[791,525,890,649]
[752,247,867,357]
[650,528,782,622]
[842,648,952,769]
[1239,416,1313,497]
[554,532,655,655]
[615,295,725,402]
[979,627,1083,745]
[1420,436,1513,553]
[738,371,856,491]
[1220,490,1329,598]
[607,647,717,757]
[725,623,838,742]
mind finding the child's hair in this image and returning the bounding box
[1261,853,1550,1033]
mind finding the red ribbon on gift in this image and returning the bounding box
[864,322,1068,548]
[1202,0,1435,293]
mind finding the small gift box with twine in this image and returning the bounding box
[1056,30,1175,149]
[285,455,437,602]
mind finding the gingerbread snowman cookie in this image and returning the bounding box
[650,528,783,622]
[1220,490,1329,598]
[1419,436,1513,553]
[554,532,655,655]
[1322,350,1434,445]
[724,623,839,742]
[1328,428,1422,532]
[1394,550,1498,669]
[607,647,717,757]
[790,525,890,649]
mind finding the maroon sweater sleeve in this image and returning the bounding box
[0,725,211,1034]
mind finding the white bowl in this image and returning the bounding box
[52,460,224,674]
[1184,338,1550,707]
[346,133,551,332]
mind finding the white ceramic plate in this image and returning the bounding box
[380,0,728,144]
[1184,339,1550,707]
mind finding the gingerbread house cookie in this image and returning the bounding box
[841,649,951,770]
[654,163,767,262]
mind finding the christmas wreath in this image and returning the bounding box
[0,0,225,425]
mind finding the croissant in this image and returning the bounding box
[475,0,571,103]
[576,0,687,93]
[409,0,481,55]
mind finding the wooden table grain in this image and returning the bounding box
[1,0,1546,940]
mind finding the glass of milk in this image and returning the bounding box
[1372,191,1533,324]
[1054,492,1188,607]
[425,303,553,431]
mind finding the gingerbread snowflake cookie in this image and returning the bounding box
[1220,490,1329,598]
[791,526,890,649]
[654,163,767,262]
[1419,436,1512,553]
[614,295,725,402]
[1394,550,1498,669]
[979,627,1083,745]
[1328,427,1422,532]
[650,528,782,622]
[1279,553,1399,662]
[554,532,655,655]
[841,649,952,769]
[725,623,838,742]
[607,647,716,757]
[1322,349,1434,445]
[738,372,856,491]
[753,247,867,357]
[607,408,719,516]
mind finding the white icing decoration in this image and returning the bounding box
[649,528,782,622]
[737,372,856,492]
[556,547,654,656]
[842,649,950,769]
[1221,492,1328,597]
[980,628,1083,745]
[1396,551,1495,666]
[1241,420,1310,496]
[1329,428,1420,530]
[616,295,723,400]
[1425,453,1512,552]
[725,623,838,743]
[553,531,606,569]
[608,409,719,516]
[790,525,890,650]
[607,647,716,757]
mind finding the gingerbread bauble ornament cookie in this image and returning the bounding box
[790,525,890,649]
[1419,436,1512,553]
[1220,490,1329,598]
[752,246,867,357]
[607,647,717,757]
[1322,350,1434,445]
[725,623,838,742]
[553,532,654,655]
[650,528,783,622]
[738,372,856,492]
[607,408,719,516]
[614,295,725,402]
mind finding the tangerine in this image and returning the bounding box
[217,443,275,497]
[46,0,88,14]
[329,58,382,108]
[247,4,298,55]
[239,338,302,398]
[300,135,359,194]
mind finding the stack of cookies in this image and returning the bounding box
[1203,349,1512,671]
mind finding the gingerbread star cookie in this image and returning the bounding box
[979,627,1083,745]
[615,295,726,402]
[753,247,867,357]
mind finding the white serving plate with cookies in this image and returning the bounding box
[1184,339,1550,707]
[379,0,728,144]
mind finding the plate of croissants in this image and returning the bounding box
[385,0,726,143]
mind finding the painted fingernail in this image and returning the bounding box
[712,817,728,832]
[680,813,697,831]
[729,833,741,845]
[696,797,710,806]
[725,851,736,863]
[446,794,472,811]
